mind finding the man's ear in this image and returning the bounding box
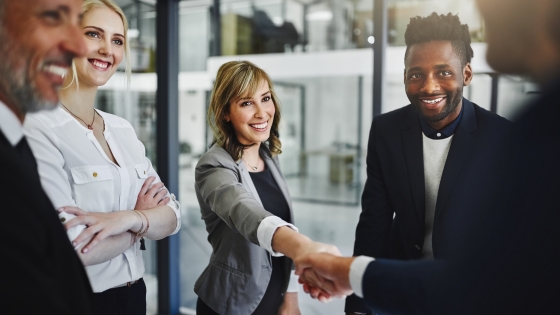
[463,62,474,86]
[403,68,407,84]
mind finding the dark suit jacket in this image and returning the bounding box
[359,77,560,314]
[346,99,512,313]
[0,130,94,314]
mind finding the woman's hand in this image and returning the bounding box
[60,206,141,253]
[135,176,170,210]
[272,227,342,262]
[293,241,342,263]
[277,292,301,315]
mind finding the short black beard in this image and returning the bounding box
[414,88,463,123]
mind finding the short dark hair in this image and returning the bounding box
[404,12,473,67]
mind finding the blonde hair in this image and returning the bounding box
[65,0,131,89]
[208,61,282,160]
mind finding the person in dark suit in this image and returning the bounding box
[0,0,95,313]
[297,0,560,313]
[345,13,511,315]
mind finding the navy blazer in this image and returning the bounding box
[358,78,560,314]
[346,99,512,314]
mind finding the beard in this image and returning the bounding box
[412,87,463,123]
[0,26,58,114]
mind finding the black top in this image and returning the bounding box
[249,166,291,222]
[419,99,465,139]
[250,165,292,315]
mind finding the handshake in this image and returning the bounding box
[273,226,359,302]
[294,249,356,302]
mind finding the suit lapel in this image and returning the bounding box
[402,108,426,226]
[265,156,295,223]
[434,99,477,224]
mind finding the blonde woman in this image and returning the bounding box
[194,61,340,314]
[24,0,180,313]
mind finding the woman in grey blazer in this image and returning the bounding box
[194,61,339,314]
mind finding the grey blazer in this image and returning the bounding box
[194,144,295,314]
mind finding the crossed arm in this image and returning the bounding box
[62,176,177,266]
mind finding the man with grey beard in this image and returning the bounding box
[0,0,95,312]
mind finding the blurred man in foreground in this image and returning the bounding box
[296,0,560,313]
[0,0,94,313]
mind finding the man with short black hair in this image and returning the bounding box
[298,0,560,313]
[0,0,94,312]
[344,13,511,314]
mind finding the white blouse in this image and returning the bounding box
[24,107,181,293]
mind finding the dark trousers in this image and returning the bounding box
[94,278,146,315]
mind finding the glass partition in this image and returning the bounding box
[101,0,159,313]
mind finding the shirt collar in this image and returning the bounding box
[420,102,464,140]
[0,101,24,146]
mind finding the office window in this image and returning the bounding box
[101,0,159,313]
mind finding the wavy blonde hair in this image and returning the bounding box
[64,0,131,89]
[208,61,282,160]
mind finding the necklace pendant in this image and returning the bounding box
[87,125,93,130]
[252,166,257,171]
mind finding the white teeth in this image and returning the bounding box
[250,122,268,129]
[43,65,68,78]
[422,98,443,104]
[92,60,109,69]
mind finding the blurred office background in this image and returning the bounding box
[101,0,539,314]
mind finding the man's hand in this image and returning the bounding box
[296,253,355,299]
[277,292,301,315]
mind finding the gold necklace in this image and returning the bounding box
[242,157,259,171]
[60,103,96,130]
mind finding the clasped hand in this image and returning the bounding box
[295,252,356,303]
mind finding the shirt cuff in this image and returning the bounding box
[58,211,86,248]
[166,193,181,235]
[286,270,300,293]
[349,256,375,298]
[256,216,298,257]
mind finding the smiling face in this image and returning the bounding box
[74,5,125,88]
[225,80,275,146]
[0,0,86,116]
[404,40,473,129]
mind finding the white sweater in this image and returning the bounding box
[421,133,453,259]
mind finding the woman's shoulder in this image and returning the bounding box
[197,144,238,169]
[96,110,133,129]
[25,106,69,129]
